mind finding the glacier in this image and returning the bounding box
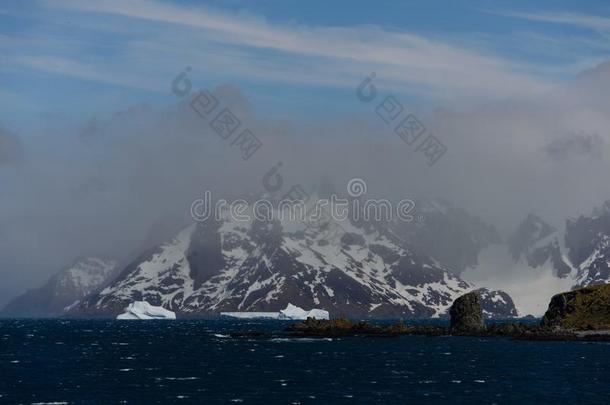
[116,301,176,320]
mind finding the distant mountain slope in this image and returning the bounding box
[69,207,516,319]
[568,202,610,289]
[1,257,118,317]
[394,199,501,274]
[505,202,610,289]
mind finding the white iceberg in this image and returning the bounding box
[279,303,329,320]
[218,311,281,320]
[278,303,309,319]
[116,301,176,320]
[304,308,330,320]
[221,303,329,320]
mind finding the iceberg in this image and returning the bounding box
[218,312,281,320]
[116,301,176,320]
[304,308,330,320]
[279,304,330,320]
[221,303,329,320]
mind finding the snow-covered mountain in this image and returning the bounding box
[567,202,610,288]
[507,214,573,278]
[68,205,516,319]
[1,257,119,317]
[476,288,517,318]
[506,202,610,289]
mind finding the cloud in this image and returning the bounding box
[14,55,163,92]
[500,11,610,32]
[35,0,553,100]
[0,125,23,166]
[2,58,610,310]
[3,2,610,312]
[544,131,604,160]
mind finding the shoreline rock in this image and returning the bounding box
[449,291,486,334]
[285,285,610,341]
[541,283,610,331]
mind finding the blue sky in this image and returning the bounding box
[1,0,610,131]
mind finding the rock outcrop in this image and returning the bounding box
[541,284,610,331]
[282,286,610,341]
[449,292,486,333]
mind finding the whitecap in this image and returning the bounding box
[31,402,69,404]
[270,338,332,343]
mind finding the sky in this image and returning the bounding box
[1,0,610,312]
[2,0,610,128]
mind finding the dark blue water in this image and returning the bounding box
[1,320,609,404]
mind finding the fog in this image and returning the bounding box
[1,61,610,312]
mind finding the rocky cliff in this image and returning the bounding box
[449,291,486,333]
[541,283,610,330]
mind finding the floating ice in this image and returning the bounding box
[221,303,329,320]
[218,312,281,320]
[116,301,176,320]
[302,308,330,320]
[278,303,329,320]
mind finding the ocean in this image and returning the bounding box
[1,319,609,404]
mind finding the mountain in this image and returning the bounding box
[567,202,610,288]
[1,257,118,317]
[507,214,573,278]
[475,288,518,319]
[508,202,610,288]
[508,214,557,263]
[394,199,501,274]
[68,204,516,319]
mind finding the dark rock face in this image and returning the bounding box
[393,199,501,274]
[541,284,610,331]
[449,292,486,333]
[508,214,556,262]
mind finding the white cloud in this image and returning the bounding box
[499,10,610,32]
[37,0,554,100]
[14,55,163,92]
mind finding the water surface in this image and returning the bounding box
[1,319,609,403]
